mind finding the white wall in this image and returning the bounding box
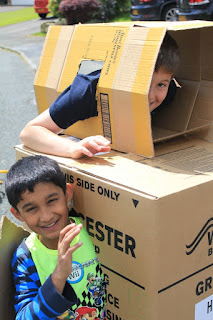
[11,0,34,5]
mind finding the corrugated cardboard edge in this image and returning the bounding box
[0,215,30,319]
[14,140,213,199]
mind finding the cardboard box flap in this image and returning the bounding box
[15,138,213,199]
[189,80,213,125]
[58,24,167,158]
[132,20,213,33]
[173,29,200,82]
[58,24,131,92]
[98,26,166,157]
[201,27,213,80]
[34,25,75,113]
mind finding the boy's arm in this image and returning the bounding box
[12,242,77,320]
[20,70,111,159]
[20,110,110,159]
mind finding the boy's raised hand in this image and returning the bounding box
[73,135,111,158]
[51,223,83,294]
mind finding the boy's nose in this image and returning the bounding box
[39,207,53,222]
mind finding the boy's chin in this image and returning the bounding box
[149,104,158,113]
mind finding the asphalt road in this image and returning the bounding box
[0,13,57,221]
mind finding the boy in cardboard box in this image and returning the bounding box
[20,33,179,159]
[5,155,106,320]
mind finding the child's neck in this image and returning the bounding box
[38,235,59,250]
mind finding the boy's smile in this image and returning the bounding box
[13,182,72,249]
[149,67,173,112]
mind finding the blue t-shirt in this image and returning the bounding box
[49,70,177,129]
[49,70,101,129]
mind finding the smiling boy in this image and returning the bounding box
[149,67,173,113]
[5,155,106,320]
[20,33,179,159]
[149,32,180,113]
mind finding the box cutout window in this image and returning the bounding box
[78,60,104,75]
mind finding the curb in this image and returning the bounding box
[0,45,37,72]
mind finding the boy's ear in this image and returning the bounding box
[66,183,73,203]
[10,207,24,222]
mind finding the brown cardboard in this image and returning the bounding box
[34,21,213,158]
[13,138,213,320]
[0,216,29,319]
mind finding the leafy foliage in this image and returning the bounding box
[98,0,130,21]
[59,0,100,24]
[48,0,63,19]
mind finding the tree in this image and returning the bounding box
[59,0,100,24]
[98,0,130,22]
[48,0,64,19]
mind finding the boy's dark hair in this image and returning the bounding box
[5,155,66,210]
[155,33,180,74]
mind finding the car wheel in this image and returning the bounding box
[162,5,178,21]
[38,13,47,19]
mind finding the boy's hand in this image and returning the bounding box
[71,135,111,159]
[51,223,83,294]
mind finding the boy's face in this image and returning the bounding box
[148,67,173,112]
[11,182,72,249]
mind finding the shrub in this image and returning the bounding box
[98,0,130,22]
[59,0,100,25]
[48,0,63,19]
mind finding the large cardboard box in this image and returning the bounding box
[13,136,213,320]
[34,21,213,157]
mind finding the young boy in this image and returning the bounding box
[20,33,179,159]
[5,155,106,320]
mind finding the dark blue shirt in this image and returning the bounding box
[49,70,101,129]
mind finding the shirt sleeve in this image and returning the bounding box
[12,240,77,320]
[49,69,101,129]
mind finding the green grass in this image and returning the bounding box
[32,32,46,37]
[0,7,38,27]
[0,6,131,30]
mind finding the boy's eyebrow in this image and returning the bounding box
[161,79,171,82]
[47,192,60,198]
[21,202,36,210]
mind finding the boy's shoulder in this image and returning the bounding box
[11,235,40,282]
[13,237,31,258]
[11,235,34,269]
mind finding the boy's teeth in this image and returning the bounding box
[46,222,56,227]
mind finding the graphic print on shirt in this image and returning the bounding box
[57,309,75,319]
[56,259,106,320]
[86,272,106,307]
[75,305,106,320]
[25,217,106,320]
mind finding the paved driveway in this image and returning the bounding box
[0,14,57,220]
[0,6,57,69]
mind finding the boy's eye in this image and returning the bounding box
[158,83,166,88]
[26,206,37,213]
[48,198,58,204]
